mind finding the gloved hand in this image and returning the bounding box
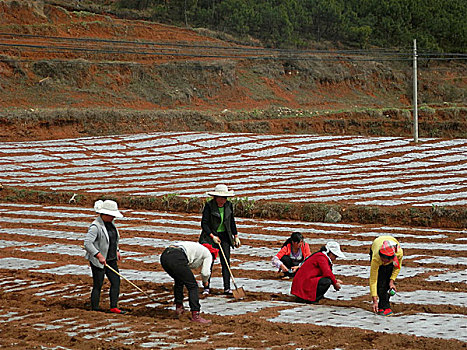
[212,235,221,245]
[234,236,241,248]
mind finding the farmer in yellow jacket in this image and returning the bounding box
[369,236,403,316]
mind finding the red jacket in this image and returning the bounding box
[275,242,311,261]
[291,252,338,302]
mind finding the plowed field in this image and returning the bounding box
[1,132,466,207]
[0,131,466,349]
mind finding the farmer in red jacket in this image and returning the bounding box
[272,232,311,278]
[291,241,345,303]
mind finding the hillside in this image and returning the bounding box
[0,0,466,141]
[0,4,466,350]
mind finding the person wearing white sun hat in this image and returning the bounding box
[199,184,240,295]
[84,199,125,314]
[291,241,345,303]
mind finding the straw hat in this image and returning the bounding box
[206,184,234,197]
[325,241,346,258]
[94,200,123,218]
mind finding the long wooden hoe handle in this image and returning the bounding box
[217,243,239,289]
[106,264,157,303]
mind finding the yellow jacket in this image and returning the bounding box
[369,236,403,297]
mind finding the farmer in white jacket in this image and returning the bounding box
[160,241,213,324]
[84,200,124,314]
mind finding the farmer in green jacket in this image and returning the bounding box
[199,184,240,295]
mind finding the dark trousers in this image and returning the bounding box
[90,259,120,310]
[280,255,302,277]
[160,247,201,311]
[369,248,394,309]
[376,264,394,309]
[214,239,231,291]
[316,277,332,301]
[296,277,332,304]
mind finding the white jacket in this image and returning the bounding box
[175,241,212,284]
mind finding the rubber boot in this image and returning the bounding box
[175,303,185,316]
[191,311,211,324]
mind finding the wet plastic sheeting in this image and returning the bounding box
[332,264,446,279]
[1,133,466,207]
[396,290,467,307]
[0,240,36,249]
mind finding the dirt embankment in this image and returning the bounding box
[1,186,466,229]
[0,0,466,141]
[0,106,466,142]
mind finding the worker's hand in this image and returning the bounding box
[334,282,342,291]
[212,235,221,245]
[389,279,397,292]
[372,297,379,313]
[96,252,106,266]
[234,236,241,248]
[291,266,299,273]
[117,251,122,261]
[280,264,289,273]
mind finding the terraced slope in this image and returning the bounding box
[1,132,466,207]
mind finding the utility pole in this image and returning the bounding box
[413,39,418,143]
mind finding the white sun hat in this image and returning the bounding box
[94,199,123,218]
[325,241,346,259]
[206,184,235,197]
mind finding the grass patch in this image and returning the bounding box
[1,186,465,228]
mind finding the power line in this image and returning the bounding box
[0,32,465,62]
[0,32,413,56]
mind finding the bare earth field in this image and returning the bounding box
[0,1,466,349]
[0,202,466,350]
[0,132,466,349]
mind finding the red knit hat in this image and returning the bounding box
[379,240,400,268]
[202,243,219,259]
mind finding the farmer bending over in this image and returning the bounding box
[160,241,213,324]
[369,236,403,316]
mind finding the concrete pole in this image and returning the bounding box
[413,39,419,143]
